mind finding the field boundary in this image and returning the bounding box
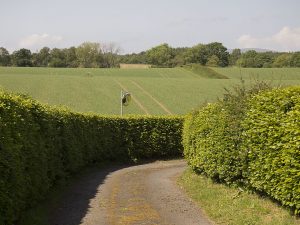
[131,80,173,115]
[178,68,200,78]
[114,79,150,115]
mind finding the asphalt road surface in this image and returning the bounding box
[50,160,212,225]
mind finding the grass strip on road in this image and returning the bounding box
[178,169,300,225]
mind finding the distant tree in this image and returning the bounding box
[237,50,257,67]
[183,44,208,65]
[146,43,174,67]
[206,55,220,67]
[36,47,51,67]
[31,52,39,67]
[76,42,102,68]
[11,48,32,67]
[64,47,79,67]
[205,42,229,67]
[229,49,241,66]
[49,48,66,67]
[253,52,274,68]
[101,42,121,68]
[290,52,300,67]
[0,47,11,66]
[272,53,292,67]
[118,52,148,64]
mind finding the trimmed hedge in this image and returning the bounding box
[243,87,300,213]
[0,91,183,225]
[183,103,245,184]
[183,86,300,214]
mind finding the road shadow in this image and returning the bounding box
[47,164,129,225]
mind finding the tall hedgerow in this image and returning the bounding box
[242,87,300,213]
[183,81,270,184]
[0,91,183,225]
[183,84,300,214]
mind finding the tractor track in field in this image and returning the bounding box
[131,80,173,115]
[49,160,212,225]
[113,79,150,115]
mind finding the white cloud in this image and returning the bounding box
[237,27,300,51]
[19,33,63,50]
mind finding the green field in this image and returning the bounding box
[0,66,299,115]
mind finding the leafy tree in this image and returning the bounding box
[146,43,174,67]
[237,50,257,67]
[206,55,220,67]
[118,52,148,64]
[205,42,229,67]
[101,43,121,68]
[290,52,300,67]
[11,48,32,67]
[272,53,292,67]
[0,47,11,66]
[36,47,51,67]
[49,48,66,67]
[183,44,208,65]
[76,42,102,68]
[253,52,274,68]
[229,49,241,66]
[64,47,79,68]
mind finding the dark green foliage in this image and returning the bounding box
[0,91,183,224]
[229,49,241,66]
[290,52,300,67]
[11,48,32,67]
[183,85,300,214]
[0,47,11,66]
[242,87,300,214]
[234,50,300,68]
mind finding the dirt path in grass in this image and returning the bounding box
[114,79,150,115]
[131,81,173,115]
[49,160,212,225]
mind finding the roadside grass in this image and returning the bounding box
[178,169,300,225]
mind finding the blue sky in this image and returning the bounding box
[1,0,300,53]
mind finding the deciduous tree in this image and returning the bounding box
[0,47,11,66]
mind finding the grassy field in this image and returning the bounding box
[0,66,299,115]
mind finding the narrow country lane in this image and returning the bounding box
[50,160,212,225]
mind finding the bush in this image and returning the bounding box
[0,91,183,224]
[183,82,270,184]
[183,85,300,214]
[242,87,300,213]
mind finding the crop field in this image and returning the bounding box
[0,66,299,115]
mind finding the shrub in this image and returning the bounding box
[242,87,300,213]
[183,84,300,214]
[183,82,270,184]
[0,91,183,224]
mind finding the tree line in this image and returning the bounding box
[0,42,299,68]
[0,42,120,68]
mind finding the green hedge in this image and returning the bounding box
[0,91,183,225]
[183,86,300,214]
[242,87,300,213]
[183,102,246,184]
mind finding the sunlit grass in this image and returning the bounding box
[178,169,300,225]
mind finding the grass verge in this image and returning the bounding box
[178,169,300,225]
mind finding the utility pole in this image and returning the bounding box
[120,90,123,116]
[120,89,131,116]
